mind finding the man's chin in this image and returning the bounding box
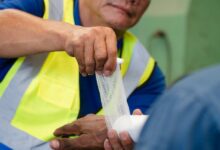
[107,20,133,32]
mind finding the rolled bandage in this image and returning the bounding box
[112,115,148,142]
[96,58,146,142]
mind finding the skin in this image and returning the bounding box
[79,0,150,38]
[50,109,143,150]
[104,109,143,150]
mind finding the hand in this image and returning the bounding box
[50,114,107,150]
[104,109,143,150]
[64,26,117,76]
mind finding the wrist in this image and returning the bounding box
[42,20,74,52]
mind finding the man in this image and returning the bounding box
[0,0,165,149]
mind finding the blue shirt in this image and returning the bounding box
[0,143,12,150]
[136,65,220,150]
[0,0,165,117]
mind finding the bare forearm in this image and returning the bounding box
[0,9,71,58]
[0,9,118,76]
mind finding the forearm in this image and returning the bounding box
[0,9,118,76]
[0,9,71,57]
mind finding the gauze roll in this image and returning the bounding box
[112,115,148,142]
[96,58,148,142]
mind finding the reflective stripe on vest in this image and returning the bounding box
[0,54,50,149]
[122,32,155,97]
[0,0,72,149]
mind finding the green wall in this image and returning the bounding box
[131,0,220,84]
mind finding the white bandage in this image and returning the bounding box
[96,58,147,142]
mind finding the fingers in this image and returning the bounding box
[106,130,134,150]
[107,129,123,150]
[94,35,107,75]
[84,38,95,75]
[50,133,105,150]
[104,139,113,150]
[103,28,117,76]
[50,138,71,150]
[50,138,79,150]
[132,109,143,115]
[119,131,134,150]
[54,122,81,137]
[71,39,86,76]
[65,26,117,76]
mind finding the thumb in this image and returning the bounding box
[50,139,60,150]
[132,109,143,115]
[50,138,77,150]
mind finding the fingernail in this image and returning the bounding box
[119,132,127,140]
[96,71,102,75]
[81,73,87,77]
[108,130,115,138]
[88,73,94,76]
[50,140,60,149]
[104,139,111,149]
[104,70,111,76]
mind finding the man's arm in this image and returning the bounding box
[0,9,117,75]
[0,9,66,57]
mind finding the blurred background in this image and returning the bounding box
[130,0,220,85]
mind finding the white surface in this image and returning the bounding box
[112,115,148,142]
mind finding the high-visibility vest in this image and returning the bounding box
[0,0,155,149]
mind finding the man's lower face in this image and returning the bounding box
[99,0,149,30]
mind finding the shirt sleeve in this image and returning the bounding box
[127,63,166,114]
[0,0,44,17]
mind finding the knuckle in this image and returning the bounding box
[105,64,116,72]
[105,27,114,33]
[73,122,82,131]
[82,33,93,41]
[108,48,117,56]
[90,27,100,34]
[104,27,115,36]
[85,60,95,68]
[95,54,107,63]
[72,39,82,49]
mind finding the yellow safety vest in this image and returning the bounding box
[0,0,155,149]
